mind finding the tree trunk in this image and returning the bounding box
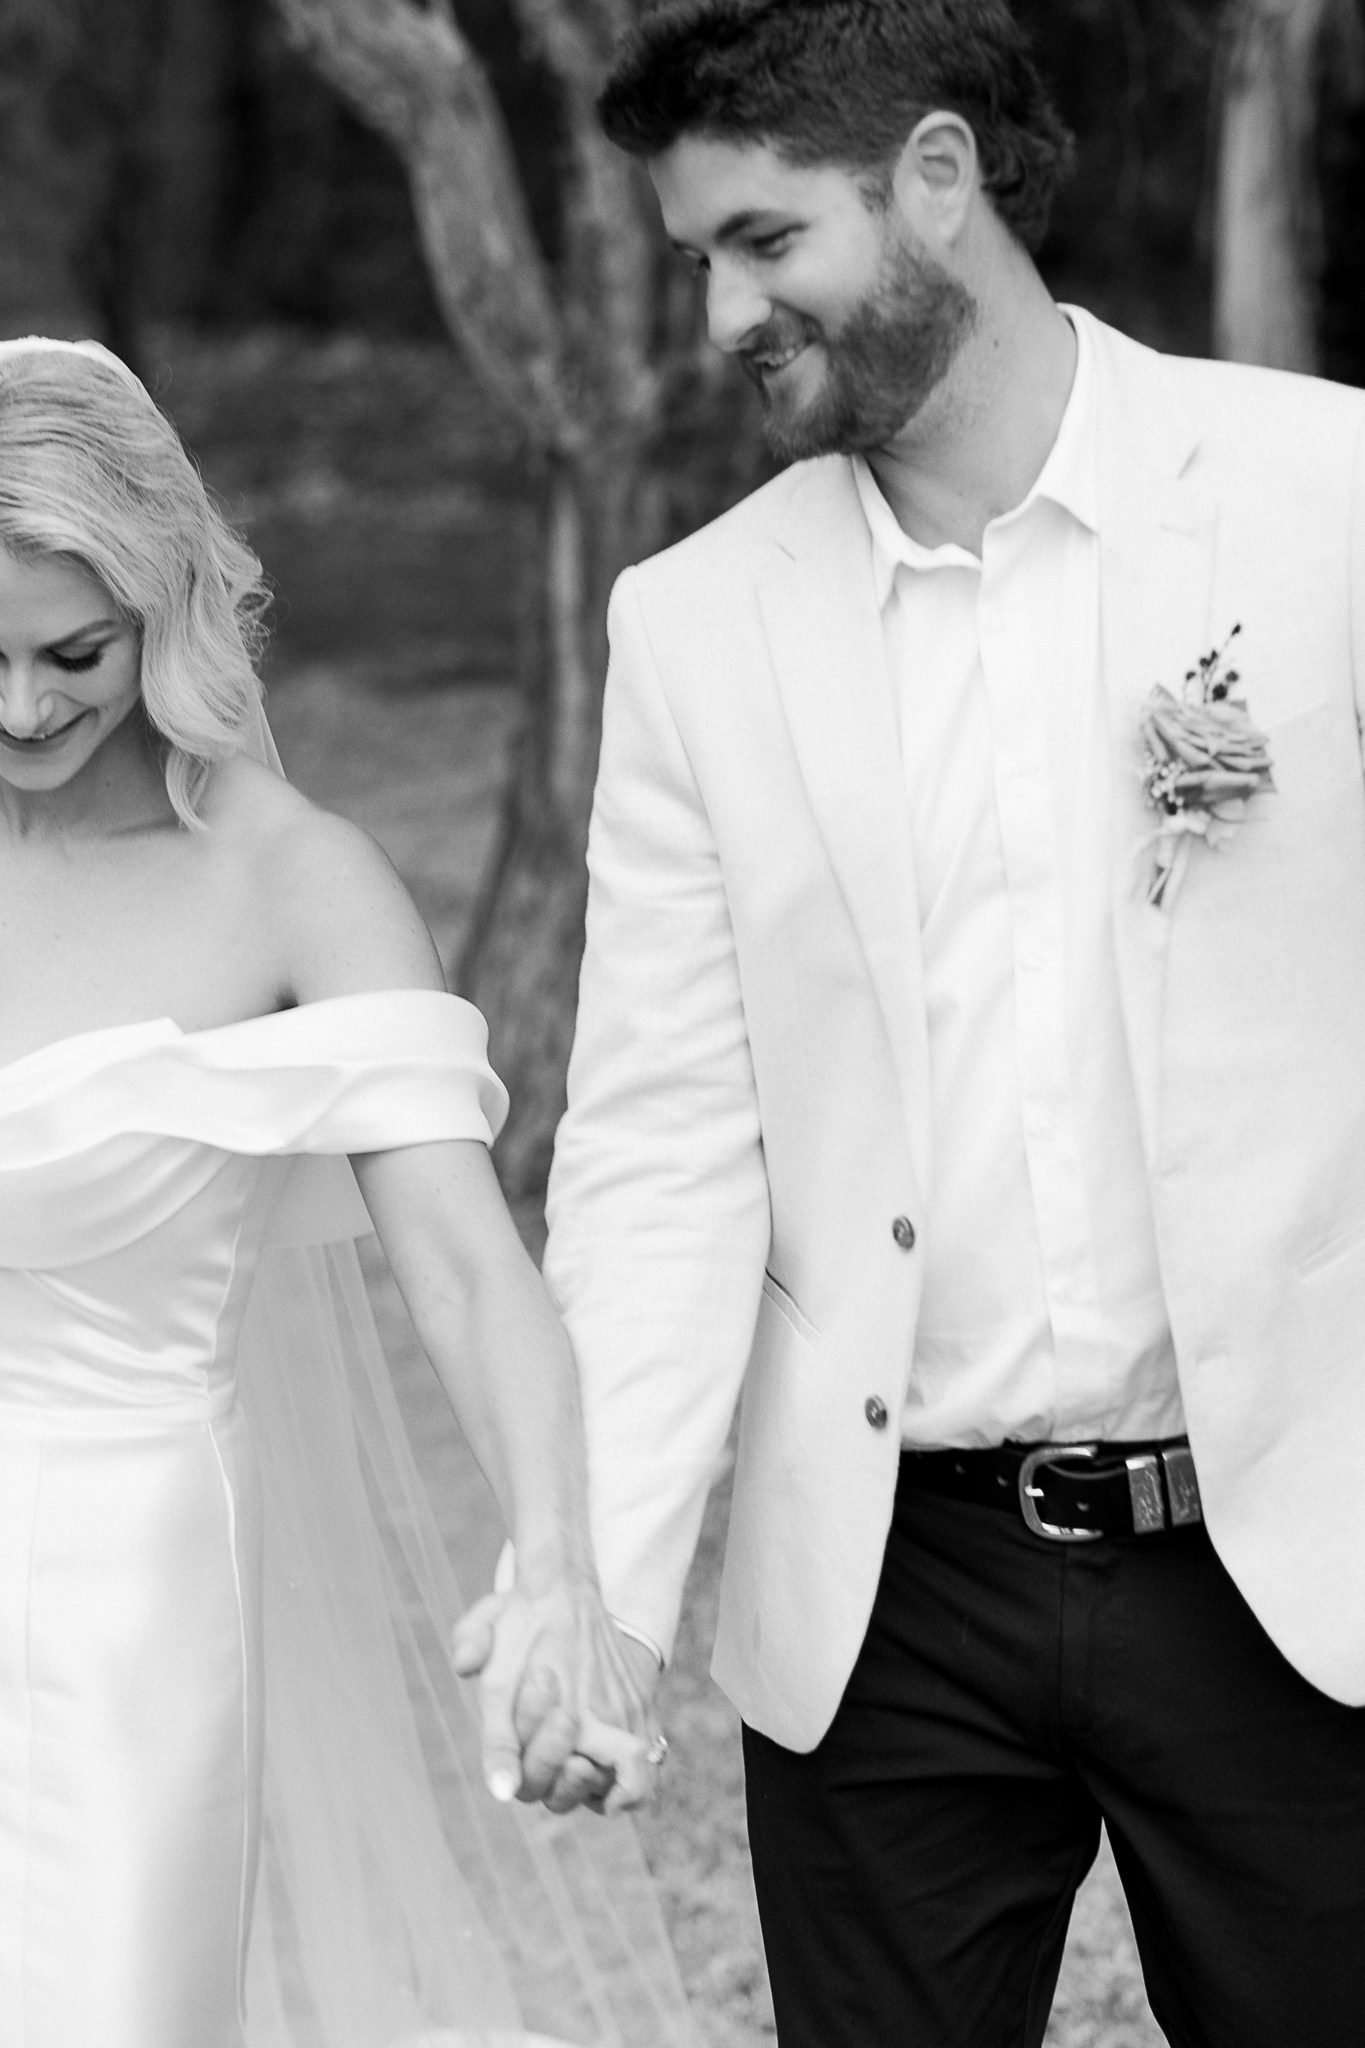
[459,440,659,1201]
[1212,0,1334,368]
[273,0,759,1208]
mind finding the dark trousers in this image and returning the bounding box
[744,1462,1365,2048]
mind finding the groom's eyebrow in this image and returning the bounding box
[715,209,768,240]
[669,209,787,254]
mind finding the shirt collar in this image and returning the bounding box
[853,307,1099,610]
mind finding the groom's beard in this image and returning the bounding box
[740,235,977,461]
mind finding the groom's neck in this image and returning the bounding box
[865,252,1078,558]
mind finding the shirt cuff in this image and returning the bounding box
[610,1615,665,1669]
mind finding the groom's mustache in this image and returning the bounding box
[737,312,825,385]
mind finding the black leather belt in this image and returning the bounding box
[900,1437,1203,1541]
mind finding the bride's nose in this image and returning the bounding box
[0,661,59,738]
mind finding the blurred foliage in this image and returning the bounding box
[1025,0,1226,351]
[0,0,1361,371]
[0,0,172,353]
[152,0,567,335]
[1316,1,1365,383]
[140,0,1234,348]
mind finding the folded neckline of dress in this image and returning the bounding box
[0,990,506,1170]
[0,989,477,1085]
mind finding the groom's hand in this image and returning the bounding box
[452,1589,662,1814]
[542,1630,664,1817]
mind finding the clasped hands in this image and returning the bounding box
[452,1567,663,1815]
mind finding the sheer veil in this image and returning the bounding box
[0,333,695,2046]
[235,731,699,2046]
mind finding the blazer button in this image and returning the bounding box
[865,1396,889,1430]
[891,1215,916,1251]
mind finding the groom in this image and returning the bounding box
[540,2,1365,2041]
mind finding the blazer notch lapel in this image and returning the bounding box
[1096,352,1219,1159]
[757,469,928,1155]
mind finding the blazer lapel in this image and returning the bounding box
[753,328,1218,1181]
[757,460,933,1172]
[1089,314,1219,1162]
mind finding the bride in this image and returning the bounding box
[0,338,693,2048]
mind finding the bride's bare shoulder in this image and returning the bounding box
[201,754,443,998]
[199,752,313,835]
[200,753,356,875]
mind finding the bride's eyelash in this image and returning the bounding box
[49,648,104,673]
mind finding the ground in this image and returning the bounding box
[165,326,1164,2048]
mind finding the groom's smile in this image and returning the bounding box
[652,133,976,460]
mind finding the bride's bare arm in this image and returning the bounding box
[352,1141,657,1810]
[253,783,656,1808]
[356,1142,585,1574]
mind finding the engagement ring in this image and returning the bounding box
[645,1734,669,1766]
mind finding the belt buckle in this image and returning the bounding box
[1018,1444,1105,1542]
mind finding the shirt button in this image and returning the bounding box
[865,1396,889,1430]
[891,1215,917,1251]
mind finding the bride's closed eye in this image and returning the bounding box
[48,647,106,674]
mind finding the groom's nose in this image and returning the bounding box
[706,258,772,355]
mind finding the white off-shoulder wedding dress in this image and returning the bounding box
[0,991,693,2048]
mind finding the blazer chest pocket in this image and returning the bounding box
[760,1271,818,1345]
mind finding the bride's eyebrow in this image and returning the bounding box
[46,617,122,652]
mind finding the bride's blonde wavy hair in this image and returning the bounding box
[0,343,268,828]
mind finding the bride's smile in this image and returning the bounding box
[0,550,141,799]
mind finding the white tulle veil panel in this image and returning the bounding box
[238,1237,697,2048]
[234,712,697,2040]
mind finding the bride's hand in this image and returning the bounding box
[452,1572,662,1815]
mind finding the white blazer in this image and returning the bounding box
[544,311,1365,1750]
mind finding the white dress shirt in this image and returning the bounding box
[853,315,1183,1448]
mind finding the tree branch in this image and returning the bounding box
[508,0,660,430]
[507,0,632,83]
[274,0,580,451]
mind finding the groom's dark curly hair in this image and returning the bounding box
[598,0,1074,252]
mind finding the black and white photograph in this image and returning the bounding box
[1,3,1363,2044]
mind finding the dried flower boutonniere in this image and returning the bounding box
[1138,625,1275,910]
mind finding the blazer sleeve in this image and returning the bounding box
[1351,409,1365,769]
[544,566,772,1661]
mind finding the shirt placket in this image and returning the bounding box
[978,517,1103,1417]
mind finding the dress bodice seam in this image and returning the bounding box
[204,1180,256,1413]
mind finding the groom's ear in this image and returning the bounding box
[890,111,979,250]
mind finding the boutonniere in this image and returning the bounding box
[1138,625,1275,910]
